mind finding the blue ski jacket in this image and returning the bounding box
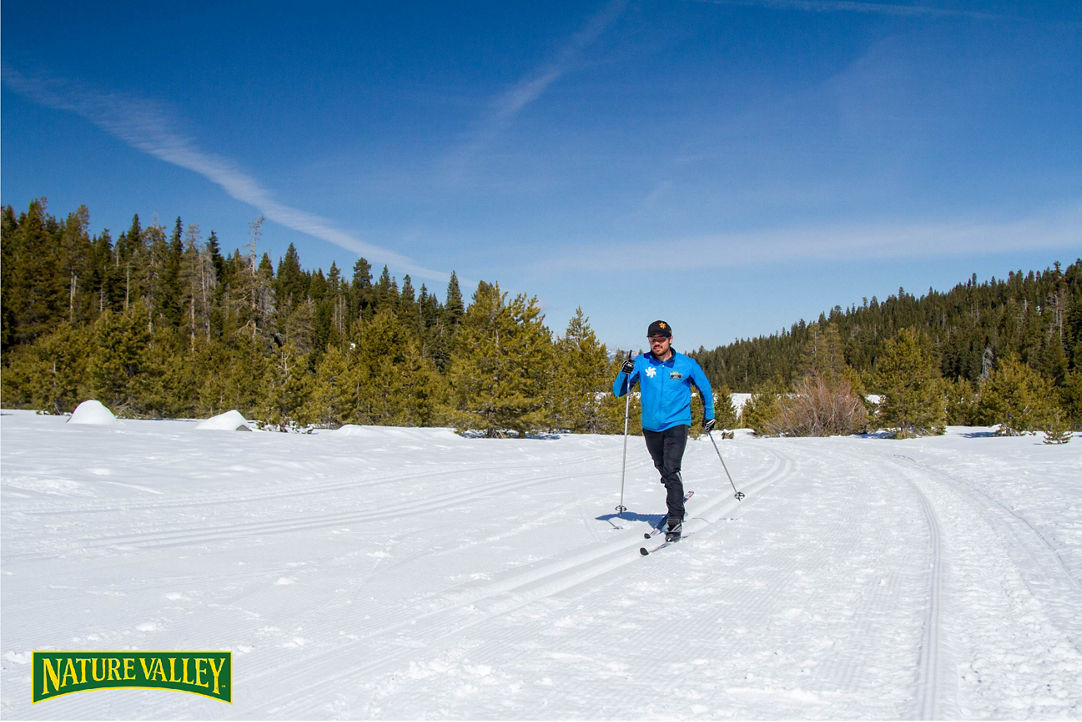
[613,350,715,432]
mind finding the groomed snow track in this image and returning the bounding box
[2,414,1080,719]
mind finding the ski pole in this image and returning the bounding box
[707,431,745,500]
[616,351,633,515]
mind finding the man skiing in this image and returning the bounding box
[614,320,715,541]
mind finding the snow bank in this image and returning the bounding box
[66,400,121,426]
[330,424,375,437]
[331,424,457,439]
[195,410,252,431]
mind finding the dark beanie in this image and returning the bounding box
[647,320,672,337]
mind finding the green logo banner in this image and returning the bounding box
[33,651,231,704]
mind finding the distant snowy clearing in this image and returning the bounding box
[1,410,1080,720]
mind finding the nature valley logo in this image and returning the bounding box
[33,651,231,704]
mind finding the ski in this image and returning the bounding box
[643,490,694,539]
[640,540,671,556]
[640,531,691,556]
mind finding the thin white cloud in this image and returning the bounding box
[546,202,1082,271]
[446,0,627,178]
[2,66,448,283]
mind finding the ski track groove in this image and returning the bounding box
[890,452,1082,655]
[11,451,614,517]
[7,457,650,560]
[2,442,660,720]
[871,446,1082,719]
[240,440,795,716]
[898,464,945,721]
[757,442,947,718]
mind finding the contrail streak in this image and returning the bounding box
[3,66,448,283]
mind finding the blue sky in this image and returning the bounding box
[3,0,1080,355]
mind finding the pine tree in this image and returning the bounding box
[374,266,397,312]
[87,228,114,317]
[444,271,465,326]
[138,325,201,418]
[145,222,171,326]
[977,355,1057,435]
[396,274,424,335]
[1061,370,1082,430]
[740,376,786,435]
[424,271,465,374]
[260,341,313,427]
[711,382,740,431]
[276,243,307,315]
[326,262,348,341]
[351,257,373,320]
[279,298,316,354]
[1,199,66,348]
[944,376,979,425]
[872,328,947,438]
[446,281,553,437]
[87,303,152,415]
[206,230,225,282]
[1,323,91,414]
[58,206,94,325]
[179,224,217,350]
[353,308,441,426]
[1043,408,1073,444]
[160,218,185,325]
[234,217,276,340]
[304,345,358,427]
[800,322,847,383]
[116,214,148,312]
[197,334,269,417]
[550,308,611,433]
[0,205,18,351]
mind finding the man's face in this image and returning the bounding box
[648,334,672,357]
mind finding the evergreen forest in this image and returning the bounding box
[1,200,631,436]
[691,258,1082,439]
[2,199,1080,440]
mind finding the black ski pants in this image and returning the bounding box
[643,424,689,520]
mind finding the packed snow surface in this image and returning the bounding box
[2,409,1080,720]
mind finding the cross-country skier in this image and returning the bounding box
[614,320,715,540]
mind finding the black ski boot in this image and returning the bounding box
[665,515,683,542]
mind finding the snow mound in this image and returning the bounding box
[66,400,121,426]
[331,424,416,438]
[196,410,252,431]
[329,424,463,443]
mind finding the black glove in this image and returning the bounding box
[621,356,635,374]
[702,418,717,434]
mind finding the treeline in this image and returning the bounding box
[1,199,638,436]
[4,199,1079,439]
[693,260,1082,438]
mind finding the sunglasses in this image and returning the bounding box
[647,335,671,344]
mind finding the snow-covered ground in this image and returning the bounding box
[2,408,1080,720]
